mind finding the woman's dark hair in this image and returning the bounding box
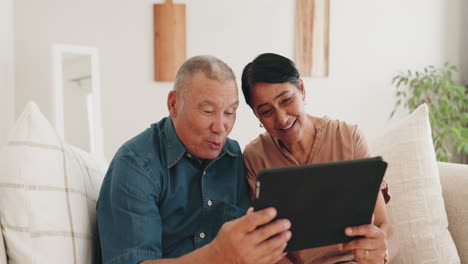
[241,53,300,109]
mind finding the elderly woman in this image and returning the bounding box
[241,53,398,264]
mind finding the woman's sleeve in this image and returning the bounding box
[352,126,391,203]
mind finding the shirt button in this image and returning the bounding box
[199,232,205,239]
[203,171,206,176]
[186,153,192,158]
[207,200,212,206]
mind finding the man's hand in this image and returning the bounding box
[209,207,292,264]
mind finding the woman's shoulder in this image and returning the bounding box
[319,116,370,159]
[244,131,272,158]
[321,116,362,138]
[325,117,357,129]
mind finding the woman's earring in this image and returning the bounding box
[259,123,263,128]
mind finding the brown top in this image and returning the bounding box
[243,116,389,264]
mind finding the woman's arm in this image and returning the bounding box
[339,192,399,263]
[349,125,399,262]
[373,191,399,261]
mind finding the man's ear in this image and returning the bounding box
[167,90,178,118]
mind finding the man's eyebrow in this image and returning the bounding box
[197,100,216,107]
[255,91,290,111]
[197,100,239,108]
[229,101,240,107]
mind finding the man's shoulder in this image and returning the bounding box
[113,117,168,162]
[224,137,242,157]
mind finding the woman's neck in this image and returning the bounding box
[282,115,317,164]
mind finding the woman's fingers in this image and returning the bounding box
[353,248,387,264]
[341,236,386,251]
[339,223,387,250]
[344,224,383,238]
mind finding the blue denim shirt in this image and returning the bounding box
[96,117,251,264]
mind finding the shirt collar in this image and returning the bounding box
[163,117,238,168]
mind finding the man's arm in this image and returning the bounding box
[97,153,164,264]
[243,150,294,264]
[99,149,291,264]
[142,207,292,264]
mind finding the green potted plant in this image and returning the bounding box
[391,64,468,162]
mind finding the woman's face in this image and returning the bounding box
[250,80,307,146]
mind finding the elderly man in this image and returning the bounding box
[97,55,291,264]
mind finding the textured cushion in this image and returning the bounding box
[370,104,460,263]
[0,102,107,263]
[438,162,468,263]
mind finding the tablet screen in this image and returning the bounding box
[253,157,387,252]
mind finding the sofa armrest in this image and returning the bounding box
[438,161,468,263]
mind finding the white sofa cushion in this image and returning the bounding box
[370,104,460,263]
[0,102,107,263]
[439,162,468,263]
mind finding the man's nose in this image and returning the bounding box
[211,114,226,134]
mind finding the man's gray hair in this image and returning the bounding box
[173,55,236,97]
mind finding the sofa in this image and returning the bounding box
[439,162,468,263]
[1,102,467,263]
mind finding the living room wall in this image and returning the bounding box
[13,0,467,160]
[0,0,15,146]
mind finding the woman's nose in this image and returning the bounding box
[276,110,289,126]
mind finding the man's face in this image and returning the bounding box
[169,72,239,159]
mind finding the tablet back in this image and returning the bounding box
[253,157,387,252]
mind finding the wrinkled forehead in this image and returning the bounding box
[181,70,235,91]
[184,74,238,104]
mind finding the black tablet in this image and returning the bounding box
[253,156,387,252]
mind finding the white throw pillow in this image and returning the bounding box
[0,102,107,264]
[371,104,460,263]
[0,223,6,264]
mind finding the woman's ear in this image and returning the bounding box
[299,78,306,101]
[167,90,178,118]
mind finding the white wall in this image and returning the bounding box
[0,0,15,146]
[14,0,466,160]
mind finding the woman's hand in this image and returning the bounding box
[338,221,388,264]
